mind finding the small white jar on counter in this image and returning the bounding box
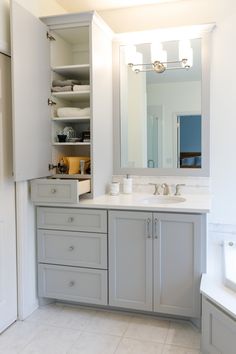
[110,182,120,196]
[123,175,133,194]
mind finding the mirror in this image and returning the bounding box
[113,30,211,176]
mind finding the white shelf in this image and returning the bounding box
[52,174,92,179]
[52,116,90,122]
[51,64,90,79]
[52,91,90,102]
[53,142,91,146]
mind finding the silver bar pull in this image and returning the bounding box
[47,32,56,41]
[146,218,151,238]
[48,98,56,106]
[154,218,158,239]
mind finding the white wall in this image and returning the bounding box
[0,0,66,54]
[148,81,201,168]
[100,0,236,225]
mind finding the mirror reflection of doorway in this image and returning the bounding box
[147,105,162,168]
[177,115,201,168]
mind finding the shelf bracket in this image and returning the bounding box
[46,32,56,41]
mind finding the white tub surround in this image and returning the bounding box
[201,224,236,353]
[201,274,236,320]
[223,240,236,293]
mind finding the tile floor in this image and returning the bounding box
[0,303,201,354]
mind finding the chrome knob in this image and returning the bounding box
[68,217,74,223]
[68,246,74,251]
[69,281,75,287]
[51,188,57,194]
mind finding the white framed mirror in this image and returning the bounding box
[113,25,214,176]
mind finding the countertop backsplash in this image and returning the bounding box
[112,175,211,195]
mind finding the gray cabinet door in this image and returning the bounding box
[153,212,204,317]
[11,1,51,181]
[109,210,153,311]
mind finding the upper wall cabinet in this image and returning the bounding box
[10,1,113,197]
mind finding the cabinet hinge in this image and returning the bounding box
[46,32,56,41]
[48,99,56,106]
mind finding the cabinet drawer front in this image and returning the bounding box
[37,207,107,233]
[38,229,107,269]
[38,264,107,305]
[31,179,90,203]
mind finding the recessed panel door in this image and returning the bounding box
[11,1,51,181]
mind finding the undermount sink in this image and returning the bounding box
[139,195,186,205]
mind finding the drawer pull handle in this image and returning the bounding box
[68,246,74,251]
[69,281,75,287]
[51,188,57,194]
[154,218,158,239]
[146,218,151,239]
[68,217,74,223]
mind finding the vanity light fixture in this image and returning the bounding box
[127,39,193,74]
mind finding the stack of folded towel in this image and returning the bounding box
[51,79,90,92]
[57,107,90,117]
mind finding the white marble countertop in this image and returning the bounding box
[201,274,236,319]
[36,193,211,213]
[79,193,211,213]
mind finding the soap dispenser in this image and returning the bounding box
[123,174,133,194]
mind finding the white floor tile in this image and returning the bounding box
[162,344,201,353]
[0,321,46,354]
[84,310,132,336]
[26,303,64,326]
[124,315,170,343]
[115,337,164,354]
[166,321,200,349]
[68,331,121,354]
[1,306,202,354]
[20,326,80,354]
[46,305,97,330]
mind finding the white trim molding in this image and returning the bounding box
[16,181,38,320]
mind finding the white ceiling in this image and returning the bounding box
[56,0,183,12]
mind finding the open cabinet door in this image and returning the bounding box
[11,1,51,181]
[0,53,17,333]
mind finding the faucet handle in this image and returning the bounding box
[161,183,171,195]
[149,183,160,195]
[174,184,186,196]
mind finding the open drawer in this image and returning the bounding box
[31,178,90,203]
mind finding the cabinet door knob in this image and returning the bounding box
[68,217,74,223]
[146,218,151,238]
[51,188,57,194]
[154,218,158,239]
[68,245,74,251]
[69,281,75,287]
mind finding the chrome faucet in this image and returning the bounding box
[161,183,170,195]
[149,183,160,195]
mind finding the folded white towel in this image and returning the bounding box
[51,85,72,92]
[73,85,90,92]
[57,107,90,118]
[52,79,81,87]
